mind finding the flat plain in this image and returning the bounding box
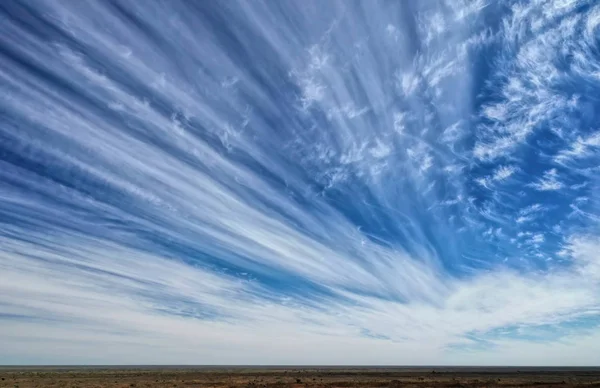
[1,367,600,388]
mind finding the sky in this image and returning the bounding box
[1,0,600,366]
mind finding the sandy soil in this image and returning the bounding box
[1,367,600,388]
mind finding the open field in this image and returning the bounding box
[1,367,600,388]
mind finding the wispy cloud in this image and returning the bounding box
[515,204,546,223]
[493,165,518,181]
[530,169,564,191]
[556,131,600,162]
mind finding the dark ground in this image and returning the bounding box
[1,367,600,388]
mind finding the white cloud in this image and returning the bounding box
[407,144,434,174]
[529,233,545,244]
[473,1,598,162]
[3,228,600,364]
[516,215,533,224]
[474,165,518,190]
[396,71,421,96]
[492,165,518,181]
[556,131,600,162]
[515,204,546,223]
[520,203,545,215]
[530,169,564,191]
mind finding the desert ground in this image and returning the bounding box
[1,367,600,388]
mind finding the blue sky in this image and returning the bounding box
[1,0,600,365]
